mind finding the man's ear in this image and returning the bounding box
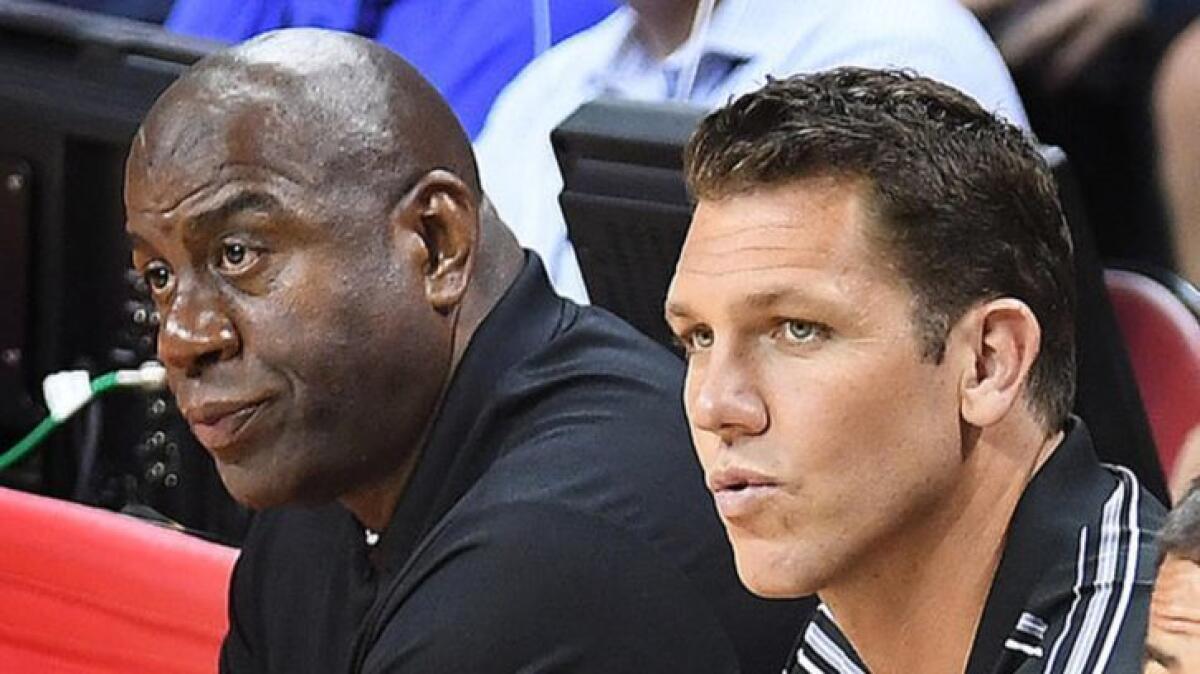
[389,169,478,313]
[954,298,1043,427]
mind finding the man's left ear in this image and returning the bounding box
[393,169,477,313]
[954,298,1042,427]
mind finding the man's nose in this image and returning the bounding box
[686,348,768,445]
[157,283,240,377]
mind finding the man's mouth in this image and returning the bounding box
[707,468,780,520]
[184,399,271,456]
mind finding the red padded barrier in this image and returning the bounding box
[0,487,238,673]
[1105,269,1200,480]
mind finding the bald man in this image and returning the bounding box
[124,28,807,674]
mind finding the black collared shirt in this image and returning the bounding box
[787,419,1165,674]
[220,254,812,674]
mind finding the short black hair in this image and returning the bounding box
[685,67,1075,429]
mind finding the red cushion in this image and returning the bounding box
[1106,269,1200,478]
[0,487,238,673]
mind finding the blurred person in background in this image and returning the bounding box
[475,0,1029,303]
[964,0,1200,282]
[163,0,617,137]
[1155,18,1200,287]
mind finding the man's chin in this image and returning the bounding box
[731,543,824,599]
[215,462,295,511]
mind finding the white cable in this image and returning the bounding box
[43,370,93,423]
[115,361,168,390]
[673,0,717,102]
[532,0,552,56]
[43,361,166,424]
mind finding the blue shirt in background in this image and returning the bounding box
[165,0,617,137]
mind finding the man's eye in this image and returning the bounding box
[685,326,715,352]
[780,320,826,344]
[218,240,259,272]
[143,263,173,293]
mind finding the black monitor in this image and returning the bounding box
[553,97,705,349]
[0,2,248,542]
[553,98,1168,503]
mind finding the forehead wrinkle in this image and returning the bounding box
[684,227,836,254]
[675,261,827,277]
[187,188,280,235]
[132,162,304,218]
[678,240,872,277]
[687,222,814,244]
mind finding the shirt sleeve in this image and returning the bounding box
[357,502,742,674]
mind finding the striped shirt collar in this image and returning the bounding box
[789,418,1159,673]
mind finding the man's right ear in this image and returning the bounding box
[955,298,1042,428]
[389,170,478,313]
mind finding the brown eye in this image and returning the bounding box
[224,242,246,265]
[143,262,173,293]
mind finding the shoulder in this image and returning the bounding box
[358,502,739,673]
[475,9,632,148]
[785,0,995,54]
[771,0,1028,126]
[1034,466,1164,673]
[485,305,696,517]
[496,302,687,445]
[529,302,685,391]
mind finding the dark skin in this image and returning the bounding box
[124,29,524,533]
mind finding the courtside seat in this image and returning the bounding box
[0,487,237,673]
[1105,268,1200,482]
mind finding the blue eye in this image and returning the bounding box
[677,326,714,354]
[781,320,824,344]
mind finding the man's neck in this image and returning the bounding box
[336,203,523,535]
[338,448,424,533]
[821,421,1063,674]
[628,0,709,60]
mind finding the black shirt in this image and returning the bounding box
[220,254,812,674]
[786,419,1165,674]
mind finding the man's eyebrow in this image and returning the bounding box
[188,190,282,235]
[742,289,791,310]
[127,230,149,251]
[665,287,816,321]
[1145,642,1177,667]
[664,300,693,320]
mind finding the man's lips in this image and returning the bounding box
[182,398,271,455]
[707,468,780,521]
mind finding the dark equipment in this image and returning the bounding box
[554,97,1169,504]
[0,2,248,543]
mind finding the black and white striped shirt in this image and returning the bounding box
[786,419,1165,674]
